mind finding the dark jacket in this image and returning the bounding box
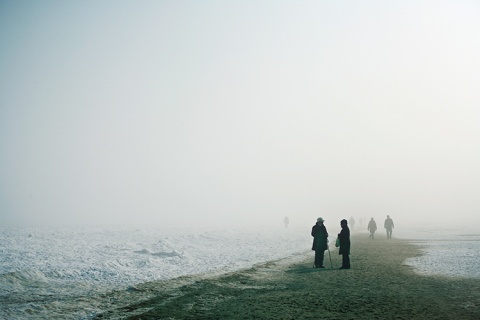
[384,218,394,229]
[338,226,350,255]
[311,224,328,251]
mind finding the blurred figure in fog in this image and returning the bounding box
[311,217,328,268]
[284,216,289,228]
[368,218,377,239]
[349,216,355,232]
[384,215,394,239]
[338,219,351,269]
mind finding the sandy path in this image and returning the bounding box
[93,234,480,319]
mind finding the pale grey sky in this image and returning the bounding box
[1,0,480,228]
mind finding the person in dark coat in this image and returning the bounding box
[338,219,351,269]
[367,217,377,239]
[384,215,394,239]
[311,217,328,268]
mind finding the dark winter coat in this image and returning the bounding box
[311,224,328,251]
[338,226,350,255]
[384,218,394,230]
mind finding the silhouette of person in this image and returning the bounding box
[384,215,394,239]
[311,217,328,268]
[338,219,351,269]
[368,217,377,239]
[349,216,355,232]
[284,216,289,228]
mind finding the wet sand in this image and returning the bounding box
[94,234,480,319]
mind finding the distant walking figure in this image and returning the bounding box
[368,218,377,239]
[384,215,394,239]
[311,217,328,268]
[284,216,289,228]
[349,216,355,232]
[338,219,351,269]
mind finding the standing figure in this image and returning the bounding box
[384,215,394,239]
[367,218,377,239]
[284,216,289,228]
[311,217,328,268]
[338,219,351,269]
[349,216,355,232]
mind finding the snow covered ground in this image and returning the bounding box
[397,225,480,280]
[2,222,479,319]
[0,225,312,319]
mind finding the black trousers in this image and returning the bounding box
[314,250,325,267]
[341,254,350,269]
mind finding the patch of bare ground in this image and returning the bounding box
[94,234,480,320]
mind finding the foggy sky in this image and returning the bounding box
[1,1,480,228]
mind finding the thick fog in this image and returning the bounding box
[1,1,479,229]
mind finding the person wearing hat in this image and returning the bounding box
[338,219,351,269]
[311,217,329,268]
